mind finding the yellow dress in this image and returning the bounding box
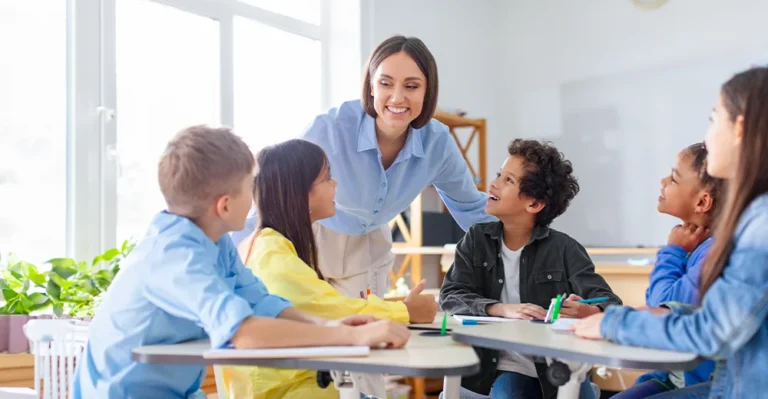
[220,228,409,399]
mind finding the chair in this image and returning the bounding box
[21,319,86,399]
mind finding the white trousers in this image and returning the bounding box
[312,223,396,398]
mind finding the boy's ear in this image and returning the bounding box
[527,199,546,215]
[214,195,231,218]
[695,191,714,214]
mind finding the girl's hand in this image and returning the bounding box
[668,222,709,252]
[569,313,606,339]
[560,294,601,319]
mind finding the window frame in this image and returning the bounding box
[68,0,333,259]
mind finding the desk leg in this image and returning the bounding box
[331,371,361,399]
[442,376,461,399]
[550,360,593,399]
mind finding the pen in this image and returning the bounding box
[461,320,489,326]
[576,296,609,304]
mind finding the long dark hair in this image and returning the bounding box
[253,139,328,279]
[700,66,768,295]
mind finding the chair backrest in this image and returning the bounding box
[23,320,86,399]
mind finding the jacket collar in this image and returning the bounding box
[482,220,550,244]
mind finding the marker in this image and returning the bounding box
[440,313,448,335]
[544,298,556,323]
[359,291,365,299]
[551,294,563,322]
[576,297,609,305]
[461,320,489,325]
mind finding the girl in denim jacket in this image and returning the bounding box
[573,66,768,399]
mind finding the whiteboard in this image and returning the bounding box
[550,52,761,247]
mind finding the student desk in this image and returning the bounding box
[132,332,479,399]
[451,321,700,399]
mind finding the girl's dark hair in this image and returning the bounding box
[361,35,439,129]
[700,66,768,296]
[684,142,725,220]
[253,139,328,279]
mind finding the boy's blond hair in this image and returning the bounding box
[158,125,254,217]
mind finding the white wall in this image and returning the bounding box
[496,0,768,245]
[496,0,768,158]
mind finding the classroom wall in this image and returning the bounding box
[495,0,768,164]
[496,0,768,245]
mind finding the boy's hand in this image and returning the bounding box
[403,279,438,323]
[668,222,709,253]
[327,314,378,327]
[560,294,601,319]
[348,320,411,348]
[487,303,547,320]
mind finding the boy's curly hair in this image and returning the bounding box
[507,139,579,227]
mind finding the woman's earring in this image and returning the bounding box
[309,209,312,214]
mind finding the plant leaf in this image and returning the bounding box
[28,292,49,305]
[18,294,34,309]
[29,298,51,312]
[91,255,103,266]
[101,248,120,262]
[51,265,77,279]
[27,269,47,287]
[53,302,63,317]
[46,257,77,269]
[0,278,7,290]
[21,279,29,293]
[46,280,62,300]
[2,288,18,301]
[49,273,73,290]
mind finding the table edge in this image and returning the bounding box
[451,332,703,370]
[131,350,480,378]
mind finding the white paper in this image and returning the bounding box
[550,318,579,331]
[203,346,370,359]
[453,315,516,323]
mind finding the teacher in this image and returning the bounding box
[232,35,494,300]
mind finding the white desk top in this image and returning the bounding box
[451,321,701,370]
[132,332,479,378]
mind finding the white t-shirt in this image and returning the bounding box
[496,241,538,377]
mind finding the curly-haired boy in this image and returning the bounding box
[439,139,621,398]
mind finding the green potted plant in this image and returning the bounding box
[0,240,134,353]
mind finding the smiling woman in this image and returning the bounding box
[231,35,495,397]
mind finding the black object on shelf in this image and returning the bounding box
[392,210,464,246]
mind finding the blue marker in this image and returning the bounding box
[461,320,488,325]
[576,297,609,305]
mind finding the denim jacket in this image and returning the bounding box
[601,193,768,399]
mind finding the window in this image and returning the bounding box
[234,17,322,151]
[239,0,321,24]
[5,0,342,261]
[0,1,66,263]
[115,0,220,242]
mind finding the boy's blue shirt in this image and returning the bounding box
[72,211,291,399]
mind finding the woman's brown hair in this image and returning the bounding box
[700,66,768,296]
[253,139,328,279]
[361,35,439,129]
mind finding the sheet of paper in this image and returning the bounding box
[203,346,370,359]
[453,314,516,323]
[550,318,579,331]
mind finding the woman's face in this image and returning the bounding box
[308,163,337,222]
[705,93,743,179]
[370,51,427,135]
